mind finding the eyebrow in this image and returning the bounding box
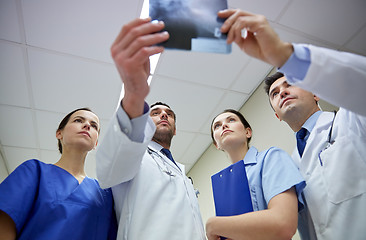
[150,107,174,115]
[72,115,85,120]
[165,109,174,115]
[150,108,160,114]
[73,116,99,127]
[269,86,278,98]
[213,115,235,126]
[269,81,288,98]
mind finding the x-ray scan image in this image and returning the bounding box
[149,0,231,54]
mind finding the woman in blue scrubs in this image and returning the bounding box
[0,108,117,240]
[206,109,305,240]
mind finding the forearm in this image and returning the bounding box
[122,87,149,119]
[111,18,168,119]
[285,44,366,116]
[206,188,298,240]
[0,211,16,240]
[96,113,155,188]
[206,209,296,240]
[267,41,294,68]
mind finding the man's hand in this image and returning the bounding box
[111,18,169,118]
[219,9,293,68]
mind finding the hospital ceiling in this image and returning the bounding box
[1,0,365,180]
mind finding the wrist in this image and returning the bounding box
[121,95,146,119]
[275,42,294,68]
[206,217,218,236]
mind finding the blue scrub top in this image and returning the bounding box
[244,147,305,211]
[0,159,117,240]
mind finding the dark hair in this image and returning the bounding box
[150,101,176,121]
[210,109,252,146]
[264,72,284,96]
[56,107,95,154]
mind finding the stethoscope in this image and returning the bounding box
[318,110,337,166]
[147,147,176,177]
[147,147,201,198]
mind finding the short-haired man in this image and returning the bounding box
[217,8,366,240]
[96,19,205,239]
[264,71,366,239]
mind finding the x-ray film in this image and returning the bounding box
[149,0,231,54]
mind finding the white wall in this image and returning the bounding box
[188,78,338,239]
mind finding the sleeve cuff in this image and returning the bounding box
[279,43,311,84]
[116,102,150,142]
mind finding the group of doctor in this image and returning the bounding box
[1,8,365,240]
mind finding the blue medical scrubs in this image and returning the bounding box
[0,159,117,240]
[244,147,305,211]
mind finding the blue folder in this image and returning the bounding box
[211,160,253,217]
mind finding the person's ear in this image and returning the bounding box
[245,127,252,139]
[213,141,220,150]
[314,95,320,102]
[56,129,62,140]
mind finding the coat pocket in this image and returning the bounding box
[321,136,366,204]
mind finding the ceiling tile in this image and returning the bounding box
[21,0,144,62]
[345,26,366,56]
[0,42,30,107]
[3,146,39,172]
[36,111,65,151]
[1,0,365,183]
[28,48,121,119]
[279,0,366,46]
[0,106,38,148]
[229,0,289,21]
[199,91,249,134]
[155,44,251,89]
[230,58,272,94]
[0,1,22,43]
[171,131,197,162]
[180,133,212,165]
[146,75,226,132]
[274,26,335,49]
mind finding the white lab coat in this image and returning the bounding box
[290,45,366,240]
[96,114,205,240]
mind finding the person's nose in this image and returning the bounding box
[160,111,168,120]
[83,122,91,130]
[222,122,229,130]
[280,87,290,99]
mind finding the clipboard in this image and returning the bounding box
[211,160,253,217]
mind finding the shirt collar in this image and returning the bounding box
[149,141,184,172]
[243,146,258,165]
[300,110,322,133]
[149,141,164,153]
